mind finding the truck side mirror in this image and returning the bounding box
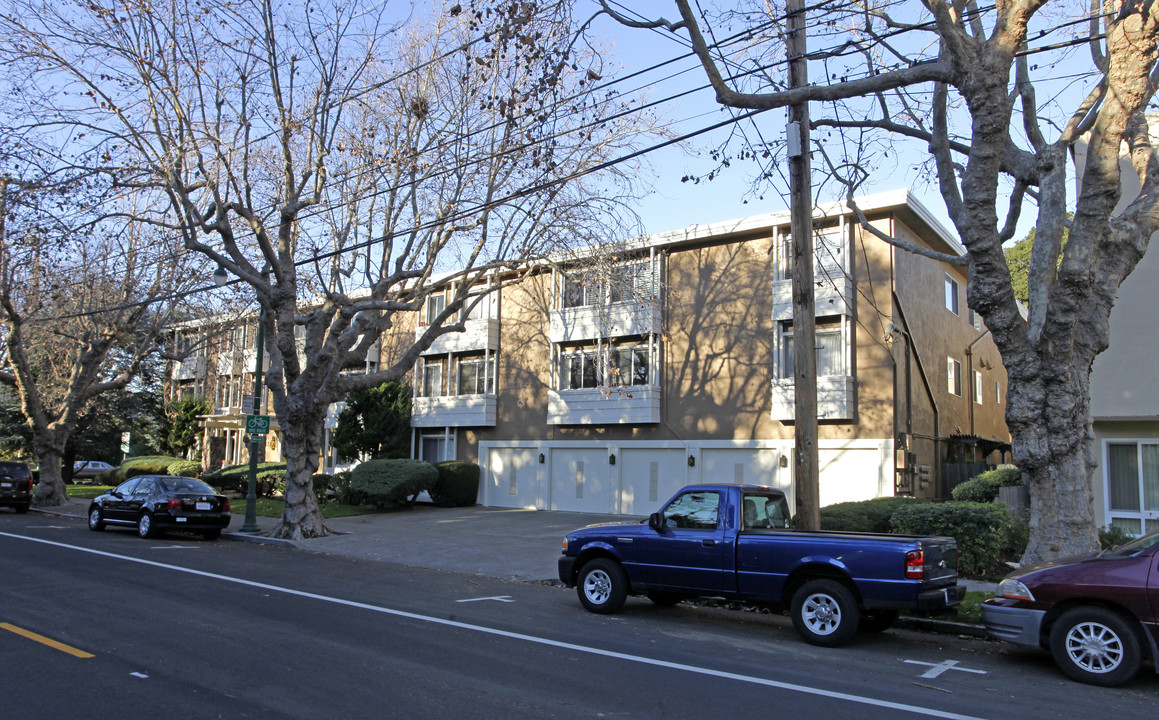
[648,512,663,531]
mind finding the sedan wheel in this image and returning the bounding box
[137,512,157,539]
[1050,607,1141,686]
[88,507,105,531]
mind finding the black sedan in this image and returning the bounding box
[88,475,231,540]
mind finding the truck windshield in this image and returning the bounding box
[742,493,790,529]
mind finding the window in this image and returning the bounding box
[1106,442,1159,535]
[564,348,600,389]
[421,358,444,397]
[419,432,449,463]
[945,275,960,315]
[947,357,962,396]
[779,318,846,378]
[562,259,651,308]
[972,370,983,405]
[969,308,983,331]
[457,357,495,395]
[424,293,446,325]
[660,491,721,530]
[608,345,649,386]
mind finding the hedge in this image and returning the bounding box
[98,455,190,484]
[950,467,1023,503]
[819,496,919,533]
[350,459,438,509]
[891,501,1013,577]
[430,461,480,507]
[167,460,202,478]
[202,462,288,495]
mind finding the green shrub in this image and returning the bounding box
[331,470,357,504]
[167,460,202,478]
[203,462,288,494]
[350,459,438,509]
[430,461,480,507]
[117,455,190,481]
[891,501,1012,577]
[820,496,920,533]
[256,469,286,498]
[951,467,1023,503]
[312,473,334,503]
[1099,524,1136,549]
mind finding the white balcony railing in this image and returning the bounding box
[172,355,207,381]
[417,318,500,355]
[411,394,497,427]
[547,386,660,425]
[549,302,661,343]
[770,376,856,422]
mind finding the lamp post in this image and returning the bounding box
[214,264,264,534]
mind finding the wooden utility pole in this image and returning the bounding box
[786,0,820,530]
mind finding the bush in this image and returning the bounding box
[202,462,288,494]
[951,467,1023,503]
[331,470,357,504]
[891,501,1013,577]
[820,496,920,533]
[256,469,286,498]
[350,459,438,509]
[1099,524,1136,549]
[312,473,334,503]
[167,460,202,478]
[109,455,190,482]
[430,461,480,507]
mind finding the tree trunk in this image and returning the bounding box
[266,405,328,540]
[31,445,70,507]
[1021,442,1099,565]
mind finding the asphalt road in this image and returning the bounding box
[1,512,1155,719]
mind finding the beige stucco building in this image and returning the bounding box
[404,190,1010,514]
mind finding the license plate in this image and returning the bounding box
[0,482,11,489]
[176,517,187,522]
[195,502,211,511]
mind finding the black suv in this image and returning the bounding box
[0,461,33,513]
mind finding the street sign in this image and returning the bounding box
[120,431,131,454]
[245,414,270,435]
[241,394,259,414]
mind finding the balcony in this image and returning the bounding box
[547,386,660,425]
[770,376,856,422]
[549,301,661,343]
[772,274,854,321]
[172,355,207,381]
[411,394,498,428]
[418,318,500,356]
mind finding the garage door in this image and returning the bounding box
[485,447,541,509]
[550,448,612,513]
[700,448,786,492]
[618,449,687,515]
[819,447,883,506]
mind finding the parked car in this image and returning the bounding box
[981,530,1159,686]
[87,475,231,540]
[0,461,33,513]
[559,484,962,647]
[72,460,115,481]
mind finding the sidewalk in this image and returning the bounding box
[32,500,995,635]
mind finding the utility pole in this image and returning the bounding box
[786,0,820,530]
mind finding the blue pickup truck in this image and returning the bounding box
[558,484,962,646]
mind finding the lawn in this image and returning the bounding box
[66,485,365,519]
[955,589,992,625]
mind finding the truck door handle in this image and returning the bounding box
[702,539,716,547]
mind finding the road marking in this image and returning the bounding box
[0,622,94,658]
[456,596,514,603]
[150,546,198,550]
[905,660,987,679]
[130,672,148,679]
[27,525,70,529]
[0,531,986,720]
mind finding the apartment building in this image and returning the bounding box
[406,190,1010,514]
[167,190,1010,515]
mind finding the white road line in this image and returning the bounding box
[456,596,514,603]
[1,531,987,720]
[905,660,987,679]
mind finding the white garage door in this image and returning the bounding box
[819,447,883,506]
[700,448,787,493]
[618,449,687,515]
[550,448,612,513]
[486,447,541,509]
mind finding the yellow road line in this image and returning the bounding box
[0,623,94,658]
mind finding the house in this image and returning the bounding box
[406,189,1010,514]
[166,190,1010,515]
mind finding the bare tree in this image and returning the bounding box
[598,0,1159,563]
[0,0,654,537]
[0,177,201,506]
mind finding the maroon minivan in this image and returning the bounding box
[982,530,1159,686]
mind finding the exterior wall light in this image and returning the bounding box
[688,455,695,467]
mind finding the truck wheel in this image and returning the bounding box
[791,579,859,647]
[859,609,899,633]
[1049,606,1141,686]
[577,558,628,614]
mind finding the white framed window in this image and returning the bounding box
[421,358,444,397]
[559,342,654,390]
[562,259,652,308]
[972,370,983,405]
[945,275,960,315]
[563,348,601,389]
[424,293,447,325]
[968,308,983,331]
[457,357,495,395]
[779,318,846,379]
[1104,441,1159,536]
[947,357,962,396]
[419,431,449,463]
[607,344,649,386]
